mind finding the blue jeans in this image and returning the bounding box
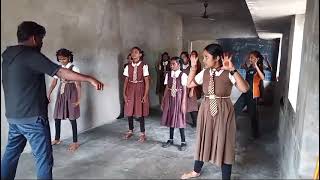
[1,117,53,180]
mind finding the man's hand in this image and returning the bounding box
[89,78,104,90]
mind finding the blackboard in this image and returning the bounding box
[217,38,280,81]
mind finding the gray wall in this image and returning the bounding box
[1,0,182,152]
[182,18,257,50]
[277,0,319,178]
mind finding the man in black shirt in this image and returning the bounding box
[1,21,104,180]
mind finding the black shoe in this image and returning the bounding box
[116,114,124,119]
[179,143,187,151]
[162,140,173,148]
[187,122,196,127]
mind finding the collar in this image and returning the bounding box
[132,61,142,67]
[171,69,182,77]
[62,62,73,68]
[209,68,224,76]
[182,64,190,69]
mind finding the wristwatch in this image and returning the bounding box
[230,69,237,75]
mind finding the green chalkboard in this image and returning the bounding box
[217,38,280,81]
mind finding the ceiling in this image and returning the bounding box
[148,0,253,23]
[147,0,307,39]
[246,0,306,38]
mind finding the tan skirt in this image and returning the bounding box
[194,97,236,167]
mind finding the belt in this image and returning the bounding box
[204,95,230,99]
[169,88,182,91]
[129,80,143,83]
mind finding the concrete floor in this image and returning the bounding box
[14,105,280,179]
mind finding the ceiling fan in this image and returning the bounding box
[191,1,215,21]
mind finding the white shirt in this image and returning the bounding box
[194,69,236,85]
[123,61,149,77]
[53,62,80,79]
[164,69,188,86]
[182,64,190,70]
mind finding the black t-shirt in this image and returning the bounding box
[245,67,256,91]
[2,45,61,118]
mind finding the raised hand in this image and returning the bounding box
[253,58,259,68]
[190,54,198,67]
[221,52,235,71]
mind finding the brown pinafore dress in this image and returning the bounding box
[53,65,80,120]
[161,71,186,128]
[124,62,150,117]
[194,69,236,167]
[182,65,199,112]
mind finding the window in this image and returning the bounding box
[288,14,305,112]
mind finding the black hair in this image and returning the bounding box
[180,51,190,65]
[131,46,144,60]
[191,50,198,57]
[56,48,74,63]
[161,52,169,61]
[249,50,264,62]
[249,50,264,72]
[180,51,189,58]
[170,56,183,66]
[204,43,223,66]
[17,21,46,43]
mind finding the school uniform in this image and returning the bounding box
[182,64,199,113]
[53,62,80,143]
[193,68,236,167]
[161,70,188,128]
[123,61,150,117]
[161,70,188,150]
[53,62,80,120]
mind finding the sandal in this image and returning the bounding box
[180,171,200,179]
[68,143,80,152]
[51,140,62,145]
[138,133,146,143]
[123,131,133,140]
